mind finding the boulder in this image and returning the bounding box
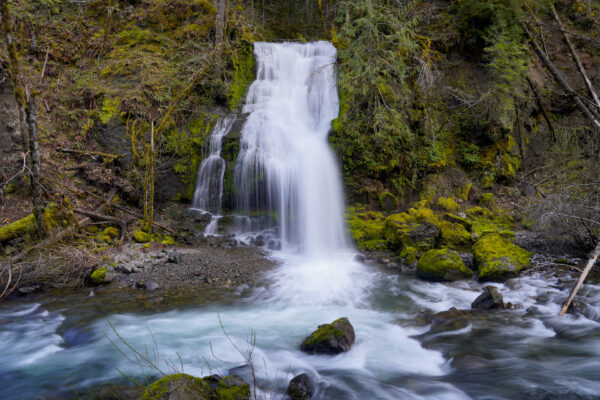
[408,222,440,250]
[471,286,504,309]
[473,233,532,281]
[287,373,314,400]
[141,373,249,400]
[384,208,441,252]
[439,220,473,248]
[90,267,115,285]
[300,317,355,355]
[427,307,471,334]
[416,249,473,281]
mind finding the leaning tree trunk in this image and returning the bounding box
[25,91,46,235]
[559,240,600,316]
[550,2,600,111]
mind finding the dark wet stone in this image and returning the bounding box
[287,373,314,400]
[62,328,94,348]
[254,235,265,247]
[471,286,504,310]
[354,254,366,262]
[167,251,181,264]
[145,281,160,291]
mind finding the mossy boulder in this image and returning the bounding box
[141,373,250,400]
[443,213,472,230]
[417,249,473,281]
[346,207,386,251]
[90,267,113,284]
[384,208,441,252]
[437,197,460,212]
[300,317,355,355]
[472,233,533,281]
[439,220,473,249]
[133,230,152,243]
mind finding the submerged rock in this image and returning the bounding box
[472,233,532,281]
[287,373,314,400]
[141,373,249,400]
[416,248,473,281]
[471,286,504,309]
[300,317,355,355]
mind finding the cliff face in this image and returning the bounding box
[0,0,599,216]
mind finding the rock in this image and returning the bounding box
[17,286,40,295]
[145,281,160,291]
[472,233,533,281]
[300,317,355,355]
[408,222,441,251]
[439,220,473,248]
[141,373,250,400]
[90,267,115,284]
[167,251,181,264]
[471,286,504,309]
[428,307,471,333]
[287,374,314,400]
[443,213,472,230]
[384,208,441,252]
[254,235,265,247]
[416,249,473,281]
[521,184,537,197]
[377,256,391,265]
[354,254,366,262]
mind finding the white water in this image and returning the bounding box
[235,42,347,255]
[192,115,236,233]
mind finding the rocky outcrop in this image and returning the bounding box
[416,248,473,281]
[473,233,532,281]
[471,286,505,309]
[300,317,355,355]
[287,373,314,400]
[141,373,250,400]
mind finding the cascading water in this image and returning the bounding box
[191,115,236,234]
[3,42,600,400]
[234,42,347,255]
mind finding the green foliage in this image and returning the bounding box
[332,0,420,199]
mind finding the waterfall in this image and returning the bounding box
[191,115,236,233]
[234,41,347,255]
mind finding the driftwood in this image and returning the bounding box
[522,23,600,132]
[550,2,600,111]
[57,148,124,160]
[559,240,600,316]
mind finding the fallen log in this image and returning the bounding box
[57,148,124,160]
[559,240,600,316]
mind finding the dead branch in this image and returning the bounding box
[57,148,124,160]
[559,240,600,316]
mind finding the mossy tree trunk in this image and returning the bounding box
[1,2,46,236]
[142,121,155,233]
[214,0,228,79]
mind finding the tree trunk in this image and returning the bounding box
[559,240,600,316]
[25,91,46,235]
[522,23,600,132]
[142,121,155,233]
[526,76,557,141]
[550,2,600,110]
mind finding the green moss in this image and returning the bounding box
[378,191,398,211]
[479,192,495,207]
[161,236,175,245]
[86,226,99,234]
[0,214,37,243]
[383,207,441,251]
[216,375,251,400]
[417,248,473,281]
[302,318,347,347]
[437,197,460,212]
[133,230,152,243]
[142,373,213,400]
[103,226,119,238]
[229,41,255,110]
[99,98,121,124]
[440,220,473,249]
[90,267,107,284]
[346,207,386,251]
[400,246,418,264]
[472,233,532,281]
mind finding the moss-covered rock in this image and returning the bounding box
[300,317,355,355]
[443,213,472,230]
[133,230,152,243]
[378,191,398,211]
[215,375,251,400]
[90,267,109,284]
[472,233,532,281]
[346,207,386,251]
[384,208,441,252]
[417,248,473,281]
[437,197,460,212]
[439,220,473,249]
[141,373,213,400]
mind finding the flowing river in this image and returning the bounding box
[1,42,600,400]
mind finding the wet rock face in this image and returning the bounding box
[287,373,314,400]
[471,286,505,309]
[300,317,355,355]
